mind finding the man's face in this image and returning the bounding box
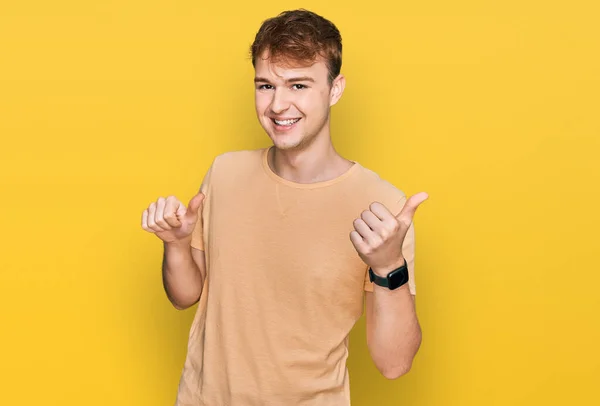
[254,51,344,152]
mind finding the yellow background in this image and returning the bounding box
[2,1,599,405]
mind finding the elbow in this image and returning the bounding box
[169,296,198,311]
[370,347,419,380]
[374,339,421,380]
[165,287,201,310]
[381,362,413,380]
[171,302,188,311]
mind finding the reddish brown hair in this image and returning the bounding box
[249,9,342,84]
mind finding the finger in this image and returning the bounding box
[163,196,182,228]
[368,202,396,222]
[147,202,161,232]
[186,192,205,218]
[154,197,173,230]
[175,200,187,221]
[350,230,369,252]
[353,218,379,245]
[369,202,400,236]
[141,209,152,232]
[360,210,384,233]
[396,192,429,224]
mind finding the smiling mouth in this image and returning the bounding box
[272,118,301,127]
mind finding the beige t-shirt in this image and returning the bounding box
[175,147,416,406]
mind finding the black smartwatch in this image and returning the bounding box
[368,258,409,290]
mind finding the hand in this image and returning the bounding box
[141,192,205,244]
[350,192,428,274]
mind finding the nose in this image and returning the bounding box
[270,87,291,115]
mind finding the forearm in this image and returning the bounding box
[162,238,203,310]
[367,283,421,379]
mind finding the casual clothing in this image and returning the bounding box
[175,147,416,406]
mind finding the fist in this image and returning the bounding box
[141,192,205,244]
[350,192,428,273]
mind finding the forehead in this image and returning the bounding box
[254,51,329,82]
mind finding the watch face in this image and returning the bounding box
[387,267,409,290]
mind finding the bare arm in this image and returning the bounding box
[349,192,428,379]
[162,240,207,310]
[365,281,421,379]
[142,192,207,310]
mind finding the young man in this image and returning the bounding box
[141,9,428,406]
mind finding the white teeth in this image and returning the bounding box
[274,118,300,126]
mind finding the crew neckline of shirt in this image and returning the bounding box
[261,146,361,189]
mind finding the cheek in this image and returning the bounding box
[297,93,322,114]
[255,93,271,114]
[301,94,328,117]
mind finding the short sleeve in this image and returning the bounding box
[363,195,417,295]
[190,159,215,251]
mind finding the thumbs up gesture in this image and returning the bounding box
[141,192,205,244]
[350,192,428,275]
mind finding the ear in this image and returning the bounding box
[329,74,346,107]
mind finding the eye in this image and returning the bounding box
[292,84,307,90]
[258,84,273,90]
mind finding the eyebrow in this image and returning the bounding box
[254,76,315,84]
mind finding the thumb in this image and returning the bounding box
[184,192,205,219]
[396,192,429,223]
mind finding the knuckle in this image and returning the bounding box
[143,225,155,233]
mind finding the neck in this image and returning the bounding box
[268,135,354,184]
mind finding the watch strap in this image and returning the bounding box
[368,258,409,290]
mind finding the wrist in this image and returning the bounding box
[164,236,192,249]
[371,257,405,277]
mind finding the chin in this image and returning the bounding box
[271,138,302,151]
[266,130,301,149]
